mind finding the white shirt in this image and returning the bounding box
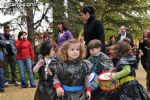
[120,32,126,40]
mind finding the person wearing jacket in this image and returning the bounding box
[15,31,35,88]
[1,25,19,86]
[57,20,73,47]
[80,5,106,56]
[117,25,134,46]
[0,35,6,92]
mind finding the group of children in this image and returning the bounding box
[33,38,150,100]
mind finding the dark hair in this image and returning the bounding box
[120,25,126,29]
[80,5,95,16]
[109,35,117,45]
[142,30,149,39]
[18,31,26,40]
[57,20,68,32]
[4,25,10,30]
[43,33,51,42]
[87,39,102,49]
[43,33,50,39]
[113,40,133,58]
[40,42,52,57]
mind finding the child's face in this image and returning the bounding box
[67,43,80,60]
[89,48,100,56]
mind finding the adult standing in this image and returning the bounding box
[80,5,106,54]
[141,31,150,92]
[0,35,6,92]
[1,25,19,86]
[15,31,36,88]
[139,30,149,71]
[56,20,73,47]
[117,25,134,46]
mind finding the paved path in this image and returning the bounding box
[0,63,149,100]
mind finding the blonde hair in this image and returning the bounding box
[57,39,86,61]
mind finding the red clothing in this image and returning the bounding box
[15,40,35,61]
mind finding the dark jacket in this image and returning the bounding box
[139,39,148,62]
[117,33,134,46]
[84,16,105,53]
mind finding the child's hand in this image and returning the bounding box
[39,59,44,65]
[33,59,44,73]
[56,87,64,97]
[47,69,53,75]
[86,91,91,100]
[108,68,116,72]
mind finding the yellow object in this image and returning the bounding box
[119,76,135,85]
[78,29,83,40]
[99,74,135,92]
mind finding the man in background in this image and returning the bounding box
[117,25,134,46]
[1,25,19,86]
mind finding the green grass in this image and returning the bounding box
[8,64,39,81]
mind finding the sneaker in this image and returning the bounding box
[0,89,5,92]
[4,82,9,87]
[30,85,36,88]
[21,86,28,88]
[14,81,20,86]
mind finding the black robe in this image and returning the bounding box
[50,59,92,100]
[34,58,55,100]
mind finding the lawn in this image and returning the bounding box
[8,64,39,81]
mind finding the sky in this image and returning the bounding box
[0,1,53,37]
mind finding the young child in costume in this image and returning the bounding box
[87,39,114,100]
[109,40,150,100]
[49,39,92,100]
[33,42,56,100]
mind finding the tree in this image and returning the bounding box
[81,0,150,40]
[0,0,53,48]
[1,0,150,42]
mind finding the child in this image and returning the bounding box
[109,40,150,100]
[87,39,114,100]
[49,39,92,100]
[33,42,56,100]
[107,45,118,66]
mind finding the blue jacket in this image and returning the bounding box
[1,34,17,55]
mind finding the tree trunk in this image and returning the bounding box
[25,2,34,49]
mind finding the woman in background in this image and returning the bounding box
[15,31,35,88]
[57,20,73,47]
[108,35,117,47]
